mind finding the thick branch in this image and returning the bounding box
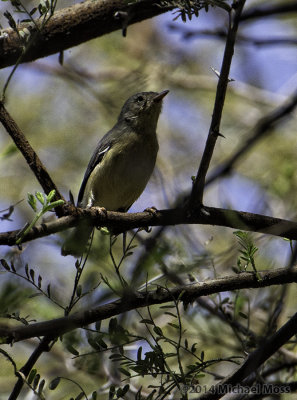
[190,0,246,206]
[2,205,297,246]
[0,0,174,70]
[0,102,65,211]
[1,266,297,343]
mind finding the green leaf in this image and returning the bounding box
[0,259,10,271]
[97,337,108,349]
[109,385,116,399]
[153,326,163,336]
[66,344,79,356]
[28,368,37,384]
[29,268,35,283]
[0,143,17,158]
[49,377,60,390]
[88,338,101,351]
[45,199,64,210]
[32,373,40,390]
[38,379,45,394]
[164,312,177,318]
[139,319,154,325]
[239,312,248,319]
[27,193,37,212]
[137,346,142,362]
[46,189,56,202]
[35,191,45,205]
[118,368,131,377]
[109,318,118,334]
[168,322,179,329]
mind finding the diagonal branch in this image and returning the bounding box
[1,266,297,344]
[0,101,65,214]
[8,336,53,400]
[190,0,246,207]
[0,0,174,70]
[197,309,297,400]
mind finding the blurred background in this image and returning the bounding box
[0,0,297,398]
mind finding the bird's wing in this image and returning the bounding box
[77,122,127,205]
[77,140,111,205]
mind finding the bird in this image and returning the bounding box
[61,89,169,257]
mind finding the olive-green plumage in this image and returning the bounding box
[62,90,169,257]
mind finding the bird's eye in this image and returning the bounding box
[137,95,144,103]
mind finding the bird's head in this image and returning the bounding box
[118,90,169,132]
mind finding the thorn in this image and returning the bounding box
[114,11,130,37]
[210,66,235,82]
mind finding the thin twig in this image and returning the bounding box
[8,336,54,400]
[190,0,246,207]
[207,90,297,184]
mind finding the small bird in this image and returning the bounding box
[62,90,169,256]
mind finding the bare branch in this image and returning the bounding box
[1,204,297,246]
[0,102,65,213]
[190,0,246,206]
[1,266,297,343]
[0,0,174,70]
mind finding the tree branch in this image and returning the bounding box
[1,266,297,343]
[0,101,65,213]
[8,336,53,400]
[0,0,174,70]
[1,204,297,246]
[190,0,246,206]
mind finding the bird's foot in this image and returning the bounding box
[144,206,158,216]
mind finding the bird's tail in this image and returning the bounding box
[61,221,93,257]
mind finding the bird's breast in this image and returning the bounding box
[82,132,159,211]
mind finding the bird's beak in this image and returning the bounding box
[153,90,169,102]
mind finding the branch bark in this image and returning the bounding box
[0,0,174,70]
[2,205,297,246]
[0,102,65,212]
[1,266,296,343]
